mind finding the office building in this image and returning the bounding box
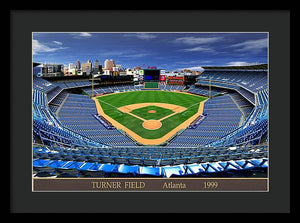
[41,64,64,77]
[75,60,81,69]
[104,59,115,70]
[81,60,92,75]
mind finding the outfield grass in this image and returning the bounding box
[97,91,207,139]
[144,82,159,88]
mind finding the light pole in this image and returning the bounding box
[209,76,212,98]
[91,72,94,98]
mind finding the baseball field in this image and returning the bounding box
[93,91,207,145]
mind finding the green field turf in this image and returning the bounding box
[97,91,207,140]
[144,82,159,88]
[131,105,174,120]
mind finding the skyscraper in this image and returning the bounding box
[41,64,64,77]
[94,59,100,68]
[104,59,115,70]
[98,65,103,74]
[91,59,101,74]
[75,60,81,69]
[68,63,74,70]
[81,60,92,75]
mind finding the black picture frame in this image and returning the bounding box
[10,10,291,213]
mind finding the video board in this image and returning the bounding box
[144,69,160,82]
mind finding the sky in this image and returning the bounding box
[32,32,268,71]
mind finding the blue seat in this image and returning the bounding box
[128,158,143,165]
[143,159,158,166]
[173,158,187,165]
[159,159,174,166]
[114,157,128,165]
[33,159,53,167]
[163,165,185,178]
[78,162,96,171]
[235,160,255,169]
[201,163,220,172]
[186,164,205,174]
[100,156,114,164]
[118,165,139,174]
[139,166,161,176]
[99,164,119,173]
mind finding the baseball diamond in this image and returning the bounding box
[93,91,207,145]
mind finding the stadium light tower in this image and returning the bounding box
[209,76,212,98]
[91,73,94,98]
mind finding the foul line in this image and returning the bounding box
[97,98,119,110]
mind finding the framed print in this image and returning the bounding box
[32,32,269,192]
[11,10,291,213]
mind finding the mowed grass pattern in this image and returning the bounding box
[131,105,174,120]
[97,91,207,139]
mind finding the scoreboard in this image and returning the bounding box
[144,69,160,82]
[143,69,160,88]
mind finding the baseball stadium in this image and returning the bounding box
[32,65,268,178]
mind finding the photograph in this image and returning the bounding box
[32,32,269,191]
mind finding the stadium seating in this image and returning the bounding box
[32,89,48,107]
[81,83,185,96]
[32,69,268,178]
[58,93,137,146]
[33,76,58,93]
[159,84,185,91]
[32,143,268,178]
[197,69,267,93]
[33,89,109,149]
[167,95,243,147]
[188,85,227,97]
[33,76,65,103]
[48,91,69,114]
[206,91,268,147]
[50,80,94,89]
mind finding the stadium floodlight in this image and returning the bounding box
[91,73,94,98]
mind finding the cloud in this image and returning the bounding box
[121,53,149,58]
[174,36,224,53]
[229,38,268,53]
[176,66,205,72]
[53,41,63,45]
[226,61,259,66]
[173,36,224,45]
[32,39,67,55]
[176,60,212,65]
[100,50,149,58]
[181,46,215,53]
[123,33,157,40]
[71,32,92,38]
[79,32,92,37]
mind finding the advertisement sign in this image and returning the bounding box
[160,75,166,82]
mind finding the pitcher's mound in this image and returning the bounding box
[142,120,162,130]
[148,110,157,113]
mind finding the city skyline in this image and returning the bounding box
[33,32,268,71]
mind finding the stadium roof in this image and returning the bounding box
[202,64,268,70]
[33,62,41,67]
